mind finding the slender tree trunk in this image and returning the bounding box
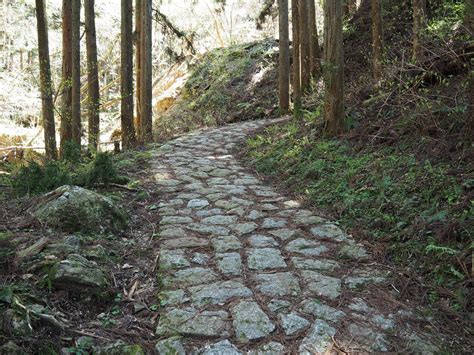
[344,0,356,16]
[371,0,383,83]
[135,0,142,138]
[308,0,321,79]
[412,0,426,63]
[35,0,57,160]
[140,0,153,142]
[278,0,290,114]
[323,0,345,135]
[121,0,137,149]
[85,0,100,153]
[464,0,473,34]
[60,0,72,156]
[299,0,310,92]
[71,0,81,147]
[291,0,301,118]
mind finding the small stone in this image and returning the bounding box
[202,215,238,225]
[191,252,210,265]
[155,178,181,186]
[195,208,224,217]
[159,249,190,269]
[301,271,341,299]
[216,253,242,275]
[231,197,254,206]
[158,289,189,306]
[187,199,209,209]
[232,300,275,342]
[156,308,229,337]
[280,312,310,335]
[256,272,301,296]
[247,210,265,220]
[267,299,291,314]
[261,204,279,211]
[162,237,208,249]
[269,228,299,241]
[248,342,285,355]
[163,267,217,287]
[299,320,336,354]
[160,216,193,225]
[300,300,346,322]
[344,268,387,289]
[215,200,240,210]
[291,257,340,271]
[348,323,389,352]
[231,222,257,235]
[339,243,369,260]
[248,235,278,247]
[155,337,186,355]
[262,218,287,229]
[187,223,230,235]
[212,235,242,252]
[285,238,328,256]
[293,214,326,226]
[208,177,230,185]
[189,280,252,305]
[159,227,187,238]
[247,248,287,270]
[199,340,241,355]
[310,224,349,242]
[283,200,300,208]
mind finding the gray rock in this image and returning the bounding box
[160,216,194,225]
[339,243,369,260]
[344,268,388,289]
[248,235,278,247]
[261,218,287,229]
[159,227,187,238]
[191,252,210,265]
[256,272,301,296]
[158,289,189,306]
[187,223,230,235]
[199,340,241,355]
[293,214,326,226]
[231,197,254,206]
[269,228,299,241]
[212,235,241,252]
[232,300,275,342]
[187,199,209,209]
[155,337,186,355]
[159,249,190,269]
[247,210,265,220]
[310,224,349,242]
[163,267,218,287]
[267,299,291,314]
[231,222,257,235]
[285,238,328,256]
[94,341,144,354]
[202,215,238,225]
[30,185,127,234]
[247,248,287,270]
[162,237,208,249]
[279,312,310,335]
[248,342,285,355]
[215,200,240,210]
[195,208,224,217]
[216,253,242,275]
[301,271,341,299]
[156,308,230,337]
[51,254,108,294]
[189,280,252,305]
[300,300,346,322]
[299,320,336,354]
[291,257,340,271]
[348,323,389,352]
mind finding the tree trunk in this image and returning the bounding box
[371,0,383,83]
[71,0,81,147]
[121,0,137,149]
[344,0,356,16]
[299,0,310,92]
[412,0,426,63]
[278,0,290,114]
[291,0,301,118]
[35,0,57,160]
[140,0,153,142]
[308,0,321,79]
[85,0,100,153]
[135,0,142,138]
[323,0,345,135]
[60,0,73,157]
[465,0,474,34]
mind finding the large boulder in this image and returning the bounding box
[30,185,127,234]
[50,254,108,294]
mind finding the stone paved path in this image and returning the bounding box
[150,118,438,354]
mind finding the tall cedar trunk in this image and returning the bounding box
[465,0,473,33]
[35,0,57,160]
[71,0,81,147]
[412,0,426,63]
[308,0,321,78]
[291,0,301,117]
[299,0,310,92]
[121,0,137,149]
[278,0,290,114]
[323,0,345,135]
[85,0,100,152]
[135,0,142,138]
[371,0,383,82]
[467,0,474,127]
[140,0,153,142]
[60,0,72,156]
[344,0,356,16]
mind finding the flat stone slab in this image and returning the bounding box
[199,340,241,355]
[280,312,310,335]
[247,248,287,270]
[231,222,257,235]
[248,235,278,247]
[202,215,238,225]
[232,300,275,342]
[299,320,336,354]
[186,223,230,235]
[310,224,349,242]
[212,235,242,252]
[261,218,287,229]
[155,337,186,354]
[267,299,291,314]
[187,199,209,209]
[159,249,190,269]
[269,228,299,241]
[189,280,252,305]
[216,253,242,275]
[301,271,341,299]
[285,238,328,256]
[300,300,346,322]
[160,216,194,225]
[256,272,301,297]
[291,257,340,271]
[156,308,230,337]
[163,267,218,287]
[162,237,208,249]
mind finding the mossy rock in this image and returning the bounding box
[29,185,128,234]
[94,341,145,355]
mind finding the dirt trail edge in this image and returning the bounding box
[150,117,439,354]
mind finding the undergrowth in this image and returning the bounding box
[247,120,472,311]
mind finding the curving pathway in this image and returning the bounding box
[150,118,437,354]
